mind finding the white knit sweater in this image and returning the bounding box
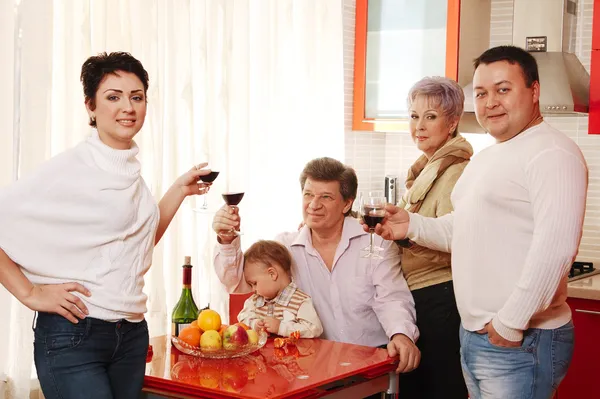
[407,122,588,341]
[0,131,158,322]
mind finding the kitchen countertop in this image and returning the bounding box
[567,273,600,301]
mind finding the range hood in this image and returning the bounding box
[460,0,590,132]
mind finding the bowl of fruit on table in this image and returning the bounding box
[172,309,268,359]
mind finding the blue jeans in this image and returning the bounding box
[459,321,574,399]
[33,312,149,399]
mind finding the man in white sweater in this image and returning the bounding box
[367,46,588,399]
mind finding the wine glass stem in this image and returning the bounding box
[202,195,208,209]
[231,206,239,234]
[370,230,374,254]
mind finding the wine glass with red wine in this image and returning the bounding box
[221,192,245,236]
[197,171,220,210]
[361,194,386,259]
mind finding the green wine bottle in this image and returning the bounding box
[171,256,199,337]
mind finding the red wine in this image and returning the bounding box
[363,206,385,229]
[198,171,220,183]
[222,192,245,206]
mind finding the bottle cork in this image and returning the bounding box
[184,256,191,265]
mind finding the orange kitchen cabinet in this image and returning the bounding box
[556,297,600,398]
[352,0,460,131]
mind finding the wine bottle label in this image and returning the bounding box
[172,322,192,337]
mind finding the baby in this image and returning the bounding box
[238,240,323,338]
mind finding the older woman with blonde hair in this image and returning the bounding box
[397,76,472,399]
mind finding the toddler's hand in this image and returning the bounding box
[255,319,266,331]
[262,317,281,334]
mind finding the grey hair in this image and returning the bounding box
[407,76,464,136]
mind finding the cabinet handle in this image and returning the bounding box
[575,309,600,315]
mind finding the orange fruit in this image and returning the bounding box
[219,324,229,337]
[179,326,201,347]
[190,320,203,332]
[198,309,222,331]
[236,322,250,331]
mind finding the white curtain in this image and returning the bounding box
[0,0,344,397]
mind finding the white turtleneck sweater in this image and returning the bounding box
[407,122,588,341]
[0,131,158,322]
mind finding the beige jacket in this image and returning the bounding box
[398,134,473,291]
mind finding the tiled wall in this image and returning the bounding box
[344,0,600,262]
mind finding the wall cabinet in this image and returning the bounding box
[556,297,600,398]
[352,0,490,132]
[352,0,460,131]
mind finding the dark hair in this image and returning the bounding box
[299,157,357,216]
[473,45,539,88]
[80,52,149,127]
[244,240,292,273]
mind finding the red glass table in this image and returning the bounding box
[143,335,399,398]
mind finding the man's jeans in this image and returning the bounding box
[459,321,574,399]
[34,312,149,399]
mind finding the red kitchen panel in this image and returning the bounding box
[589,50,600,134]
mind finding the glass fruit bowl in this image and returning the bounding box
[171,330,268,359]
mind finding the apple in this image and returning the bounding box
[218,324,228,337]
[221,364,248,392]
[222,324,249,350]
[200,330,222,351]
[235,322,251,331]
[246,329,259,345]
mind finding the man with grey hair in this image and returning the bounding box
[367,45,588,398]
[213,157,421,376]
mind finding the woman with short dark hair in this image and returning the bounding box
[0,52,211,399]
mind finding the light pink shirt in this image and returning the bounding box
[214,217,419,346]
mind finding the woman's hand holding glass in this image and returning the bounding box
[176,163,213,197]
[196,170,220,210]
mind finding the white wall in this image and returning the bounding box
[344,0,600,263]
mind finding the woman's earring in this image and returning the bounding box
[91,115,96,123]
